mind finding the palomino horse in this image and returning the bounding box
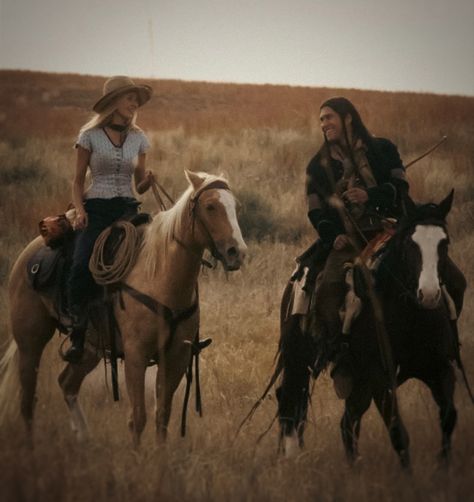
[275,191,466,465]
[0,170,247,445]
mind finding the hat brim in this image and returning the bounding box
[93,85,153,113]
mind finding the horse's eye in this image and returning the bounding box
[206,204,215,211]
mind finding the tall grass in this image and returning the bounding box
[0,71,473,501]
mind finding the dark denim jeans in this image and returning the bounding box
[67,197,139,314]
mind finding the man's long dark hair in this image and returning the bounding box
[320,97,373,149]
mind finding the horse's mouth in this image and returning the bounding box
[224,263,241,272]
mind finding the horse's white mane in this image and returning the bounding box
[141,171,230,277]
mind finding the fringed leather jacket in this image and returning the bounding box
[306,137,409,247]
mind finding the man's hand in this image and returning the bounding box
[333,234,351,250]
[343,187,368,204]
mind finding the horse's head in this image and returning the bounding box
[186,170,247,271]
[396,190,453,309]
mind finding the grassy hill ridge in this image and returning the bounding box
[1,70,473,153]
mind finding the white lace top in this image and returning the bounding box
[75,127,150,199]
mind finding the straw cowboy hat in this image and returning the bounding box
[93,76,153,113]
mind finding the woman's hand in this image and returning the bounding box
[343,187,368,204]
[74,209,88,230]
[135,167,156,194]
[144,169,155,186]
[333,234,351,251]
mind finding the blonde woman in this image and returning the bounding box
[64,76,155,363]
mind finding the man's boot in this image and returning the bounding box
[63,310,87,364]
[330,336,353,399]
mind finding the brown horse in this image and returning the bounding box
[0,170,247,446]
[275,191,466,465]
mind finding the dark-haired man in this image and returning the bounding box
[306,97,466,400]
[306,97,410,398]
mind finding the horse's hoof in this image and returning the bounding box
[282,433,301,459]
[63,346,84,364]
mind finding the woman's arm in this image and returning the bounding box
[134,153,155,194]
[72,146,90,229]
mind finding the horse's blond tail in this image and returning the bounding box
[0,339,21,426]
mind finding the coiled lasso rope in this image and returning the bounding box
[89,221,143,286]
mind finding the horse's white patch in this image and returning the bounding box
[284,432,300,458]
[218,190,247,250]
[412,225,446,308]
[65,395,89,442]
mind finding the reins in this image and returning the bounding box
[150,178,230,269]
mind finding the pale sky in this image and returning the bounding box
[0,0,473,96]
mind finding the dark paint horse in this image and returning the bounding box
[276,191,466,465]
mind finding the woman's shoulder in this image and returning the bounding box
[75,127,102,150]
[77,127,103,140]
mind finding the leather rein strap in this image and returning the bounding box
[120,282,198,327]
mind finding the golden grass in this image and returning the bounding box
[0,71,473,501]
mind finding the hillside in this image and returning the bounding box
[0,70,473,502]
[1,70,473,153]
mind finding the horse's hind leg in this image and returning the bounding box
[11,298,56,434]
[373,384,410,468]
[58,346,101,441]
[421,365,457,463]
[276,315,313,457]
[340,381,371,464]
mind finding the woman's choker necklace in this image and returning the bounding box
[108,123,128,132]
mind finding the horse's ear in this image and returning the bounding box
[185,169,206,191]
[438,189,454,219]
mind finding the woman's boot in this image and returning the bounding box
[63,311,87,363]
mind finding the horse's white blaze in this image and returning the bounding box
[412,225,446,308]
[218,190,247,252]
[284,432,300,458]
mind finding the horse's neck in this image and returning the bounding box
[158,240,203,308]
[128,218,204,311]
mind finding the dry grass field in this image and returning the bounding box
[0,70,473,501]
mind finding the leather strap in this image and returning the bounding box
[120,283,198,325]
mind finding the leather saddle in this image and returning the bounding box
[26,212,152,335]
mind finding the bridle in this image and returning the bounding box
[175,180,233,269]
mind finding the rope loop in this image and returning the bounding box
[89,221,142,286]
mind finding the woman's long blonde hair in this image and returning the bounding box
[79,93,142,134]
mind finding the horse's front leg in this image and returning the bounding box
[373,378,410,469]
[420,365,457,464]
[123,342,149,448]
[155,322,194,441]
[58,345,101,442]
[340,379,372,465]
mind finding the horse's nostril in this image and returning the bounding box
[227,246,237,258]
[418,289,424,302]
